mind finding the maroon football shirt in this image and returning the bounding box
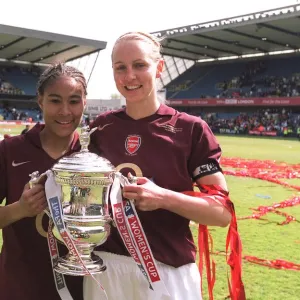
[90,104,222,268]
[0,124,83,300]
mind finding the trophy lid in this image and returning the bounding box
[52,126,115,174]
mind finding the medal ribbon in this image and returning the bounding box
[110,173,170,299]
[47,220,73,300]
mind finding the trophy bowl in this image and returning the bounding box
[30,127,116,276]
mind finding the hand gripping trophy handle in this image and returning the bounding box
[29,171,51,218]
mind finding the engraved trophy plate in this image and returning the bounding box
[30,126,116,276]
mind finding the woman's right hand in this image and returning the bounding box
[19,182,48,218]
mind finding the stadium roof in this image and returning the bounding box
[152,4,300,62]
[0,24,107,65]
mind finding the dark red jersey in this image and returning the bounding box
[0,124,83,300]
[89,104,222,268]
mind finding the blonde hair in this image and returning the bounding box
[112,32,162,61]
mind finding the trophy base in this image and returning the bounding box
[54,253,107,276]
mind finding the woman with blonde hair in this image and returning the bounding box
[85,32,245,300]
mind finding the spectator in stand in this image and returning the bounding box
[200,108,300,137]
[85,115,90,126]
[21,124,30,135]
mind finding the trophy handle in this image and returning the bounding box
[127,173,138,185]
[29,171,51,218]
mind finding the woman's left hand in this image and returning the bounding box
[122,177,166,211]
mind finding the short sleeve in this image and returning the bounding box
[187,119,222,181]
[0,140,7,203]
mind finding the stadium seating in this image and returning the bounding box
[166,55,300,99]
[0,108,41,121]
[0,66,40,96]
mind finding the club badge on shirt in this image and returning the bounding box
[125,135,141,155]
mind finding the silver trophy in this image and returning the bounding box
[30,126,116,276]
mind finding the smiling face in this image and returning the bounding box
[38,75,86,139]
[112,38,164,105]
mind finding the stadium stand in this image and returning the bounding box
[2,5,300,139]
[0,66,40,95]
[0,65,40,96]
[0,24,107,123]
[166,55,300,99]
[151,4,300,138]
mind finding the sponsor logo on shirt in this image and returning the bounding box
[125,135,141,155]
[157,123,182,133]
[12,160,31,167]
[97,123,113,131]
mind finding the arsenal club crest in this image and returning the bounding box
[125,135,141,155]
